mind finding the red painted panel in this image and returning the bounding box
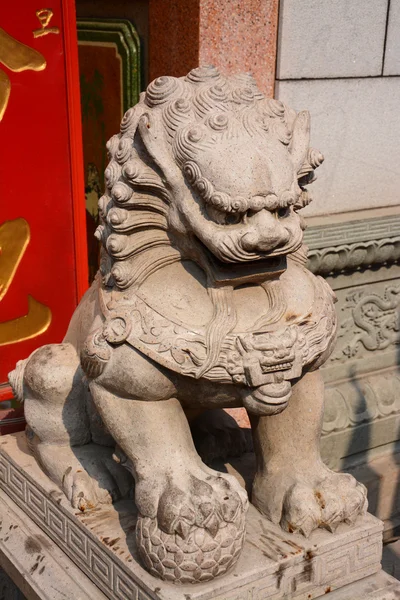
[0,0,87,386]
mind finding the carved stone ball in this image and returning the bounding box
[136,514,246,584]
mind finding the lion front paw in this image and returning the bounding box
[253,467,367,538]
[135,467,248,583]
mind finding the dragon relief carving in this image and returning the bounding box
[332,285,400,361]
[9,66,367,585]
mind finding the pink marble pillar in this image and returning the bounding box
[149,0,279,97]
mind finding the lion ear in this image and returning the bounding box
[289,110,310,175]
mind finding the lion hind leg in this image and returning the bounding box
[22,342,90,446]
[17,343,132,509]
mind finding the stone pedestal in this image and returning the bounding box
[0,433,399,600]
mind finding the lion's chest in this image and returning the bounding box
[97,261,336,389]
[136,260,315,332]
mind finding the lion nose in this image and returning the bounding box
[241,209,290,252]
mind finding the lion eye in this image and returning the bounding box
[225,212,242,225]
[298,172,316,187]
[277,206,290,219]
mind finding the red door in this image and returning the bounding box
[0,0,87,431]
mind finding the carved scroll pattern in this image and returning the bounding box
[322,371,400,437]
[308,237,400,275]
[305,213,400,276]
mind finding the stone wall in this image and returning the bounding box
[276,0,400,535]
[276,0,399,217]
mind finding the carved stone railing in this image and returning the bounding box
[305,213,400,275]
[311,212,400,530]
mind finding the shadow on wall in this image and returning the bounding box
[343,363,400,578]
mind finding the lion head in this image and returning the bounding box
[97,65,323,292]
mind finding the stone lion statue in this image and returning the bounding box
[9,66,367,585]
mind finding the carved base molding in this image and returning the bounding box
[305,213,400,275]
[0,433,384,600]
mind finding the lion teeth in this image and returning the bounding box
[261,361,292,372]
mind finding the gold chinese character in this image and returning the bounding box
[0,70,11,121]
[0,218,51,346]
[0,28,46,121]
[33,9,60,38]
